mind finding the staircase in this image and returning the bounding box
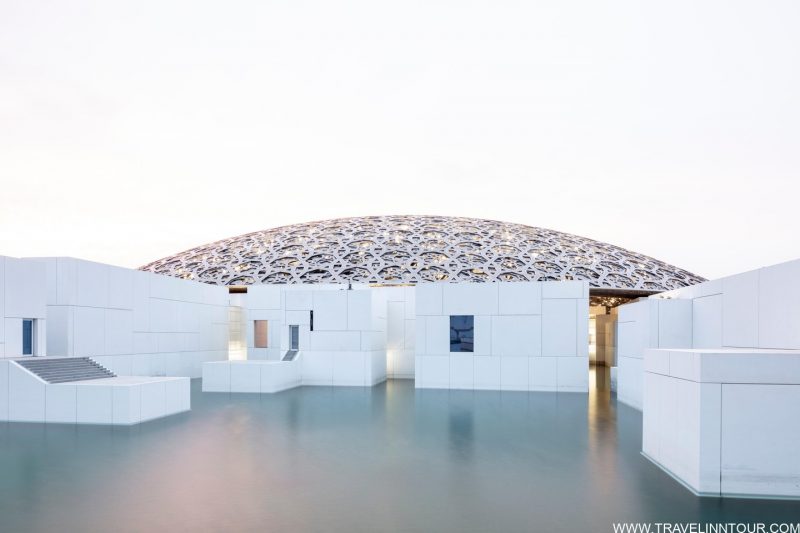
[282,350,298,361]
[16,357,116,384]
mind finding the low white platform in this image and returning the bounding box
[203,359,301,393]
[643,348,800,499]
[0,360,190,425]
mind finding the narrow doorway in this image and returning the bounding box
[22,319,34,356]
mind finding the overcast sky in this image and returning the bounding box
[1,0,798,280]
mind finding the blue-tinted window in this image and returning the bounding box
[289,325,299,350]
[22,319,33,355]
[450,315,474,353]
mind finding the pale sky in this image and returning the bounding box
[1,0,798,280]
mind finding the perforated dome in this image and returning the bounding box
[140,215,705,291]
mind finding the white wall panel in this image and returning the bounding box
[285,290,313,310]
[443,283,498,315]
[308,331,361,351]
[76,260,108,308]
[420,356,449,388]
[473,315,492,356]
[45,384,77,424]
[0,361,8,418]
[104,309,133,355]
[247,286,282,310]
[721,383,800,497]
[4,319,22,357]
[542,280,584,299]
[529,357,557,391]
[499,282,541,315]
[347,290,372,331]
[4,257,47,319]
[76,385,114,424]
[107,266,134,310]
[414,282,587,392]
[416,284,443,316]
[721,270,759,348]
[491,315,541,357]
[150,299,177,333]
[8,363,45,422]
[425,316,449,355]
[474,356,501,390]
[415,318,427,356]
[230,363,261,392]
[314,291,348,330]
[301,353,334,384]
[557,357,589,392]
[449,355,474,389]
[541,299,577,356]
[500,357,528,391]
[758,260,800,349]
[74,307,105,357]
[657,299,692,348]
[692,295,722,349]
[0,258,4,348]
[285,309,310,326]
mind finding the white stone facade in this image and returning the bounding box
[643,348,800,498]
[1,256,48,358]
[415,280,590,391]
[34,258,229,378]
[616,258,800,410]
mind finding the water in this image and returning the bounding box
[1,374,798,532]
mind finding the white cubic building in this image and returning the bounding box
[615,258,800,499]
[3,214,798,499]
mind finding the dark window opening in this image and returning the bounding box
[22,319,33,355]
[450,315,474,353]
[289,325,299,350]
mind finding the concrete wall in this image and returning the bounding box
[244,284,387,386]
[34,258,229,378]
[415,281,590,392]
[0,256,48,358]
[657,258,800,350]
[616,298,692,409]
[0,359,190,424]
[617,258,800,410]
[643,348,800,498]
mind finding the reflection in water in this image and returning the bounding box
[447,408,474,462]
[1,379,798,532]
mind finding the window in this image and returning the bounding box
[289,325,299,350]
[22,319,33,356]
[450,315,474,353]
[254,320,268,348]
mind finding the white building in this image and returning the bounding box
[614,258,800,499]
[2,215,798,498]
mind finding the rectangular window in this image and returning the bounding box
[254,320,268,348]
[289,325,299,350]
[310,310,314,331]
[22,319,33,355]
[450,315,474,353]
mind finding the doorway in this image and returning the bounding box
[289,325,299,351]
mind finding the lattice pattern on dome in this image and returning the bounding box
[140,216,705,290]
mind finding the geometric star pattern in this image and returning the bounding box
[140,215,705,290]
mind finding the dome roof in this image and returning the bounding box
[140,215,705,291]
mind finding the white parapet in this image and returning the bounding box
[202,359,301,393]
[0,360,190,425]
[642,347,800,499]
